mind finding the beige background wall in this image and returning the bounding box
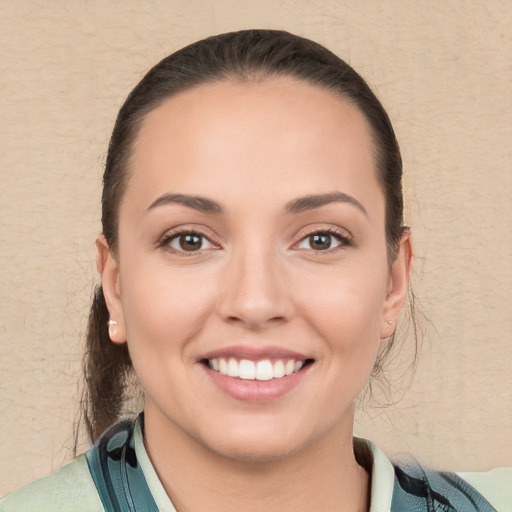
[1,0,511,495]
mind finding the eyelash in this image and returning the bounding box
[159,226,352,256]
[294,226,353,253]
[159,229,219,256]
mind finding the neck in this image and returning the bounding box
[143,406,369,512]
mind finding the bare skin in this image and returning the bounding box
[98,77,412,511]
[143,401,369,512]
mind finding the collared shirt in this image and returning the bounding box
[1,416,510,511]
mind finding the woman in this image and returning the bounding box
[1,29,509,512]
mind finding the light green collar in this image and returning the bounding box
[134,418,397,512]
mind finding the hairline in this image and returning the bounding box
[111,72,389,255]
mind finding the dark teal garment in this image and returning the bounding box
[391,464,496,511]
[86,417,158,512]
[86,417,496,512]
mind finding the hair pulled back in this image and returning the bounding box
[81,29,406,443]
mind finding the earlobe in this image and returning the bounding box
[380,231,413,339]
[96,235,127,344]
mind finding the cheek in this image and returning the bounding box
[295,258,389,354]
[117,262,219,410]
[118,260,216,356]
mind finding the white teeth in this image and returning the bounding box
[238,359,256,380]
[218,358,228,375]
[227,358,238,377]
[209,357,307,381]
[273,360,285,378]
[256,360,274,381]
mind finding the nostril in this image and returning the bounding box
[223,314,286,329]
[217,269,293,328]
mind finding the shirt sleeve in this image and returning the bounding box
[0,454,104,512]
[457,467,512,512]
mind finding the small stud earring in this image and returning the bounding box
[386,319,393,325]
[107,320,118,340]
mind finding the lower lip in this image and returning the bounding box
[203,364,311,402]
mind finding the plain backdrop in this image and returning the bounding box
[1,0,511,494]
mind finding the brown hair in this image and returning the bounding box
[79,29,411,443]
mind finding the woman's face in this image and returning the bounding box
[99,77,411,461]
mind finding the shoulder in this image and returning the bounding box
[457,467,512,512]
[392,461,512,512]
[0,455,104,512]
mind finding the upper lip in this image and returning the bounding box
[201,345,311,362]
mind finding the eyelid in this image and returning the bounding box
[292,225,353,251]
[158,225,222,255]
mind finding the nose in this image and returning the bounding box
[217,243,293,329]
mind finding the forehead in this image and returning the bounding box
[125,77,382,215]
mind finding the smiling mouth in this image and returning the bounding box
[203,357,314,381]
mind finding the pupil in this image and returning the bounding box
[180,234,202,251]
[311,234,331,250]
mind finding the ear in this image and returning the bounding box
[96,234,127,344]
[380,230,413,339]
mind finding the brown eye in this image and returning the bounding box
[309,233,334,250]
[168,232,213,252]
[297,232,343,251]
[180,234,202,251]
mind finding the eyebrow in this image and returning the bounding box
[285,192,367,216]
[146,191,366,216]
[147,193,223,214]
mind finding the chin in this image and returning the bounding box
[208,437,302,464]
[195,420,320,464]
